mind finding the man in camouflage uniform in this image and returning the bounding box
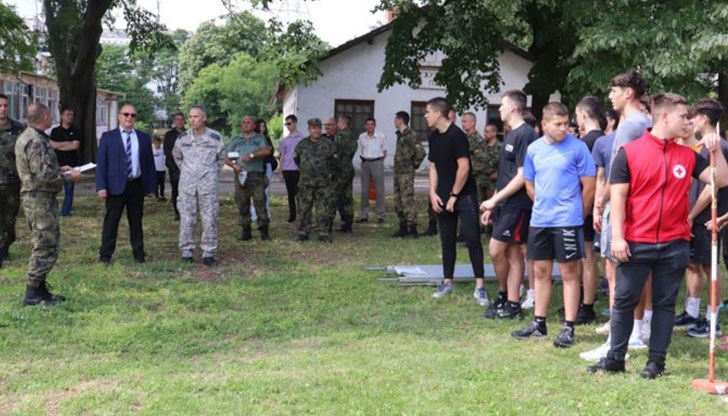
[15,103,80,305]
[226,115,272,241]
[482,123,502,200]
[294,118,338,242]
[462,112,489,204]
[392,111,426,238]
[331,115,358,232]
[0,94,25,267]
[173,105,227,266]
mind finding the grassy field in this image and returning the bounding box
[1,193,728,415]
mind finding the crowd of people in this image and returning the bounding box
[1,68,727,380]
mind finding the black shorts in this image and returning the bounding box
[583,214,595,242]
[690,223,720,265]
[492,206,530,244]
[527,226,585,262]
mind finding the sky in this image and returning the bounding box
[8,0,386,47]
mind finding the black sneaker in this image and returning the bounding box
[674,311,701,329]
[484,296,506,319]
[575,305,597,325]
[587,358,626,374]
[553,325,576,348]
[512,321,547,339]
[597,278,609,295]
[640,361,665,379]
[497,302,524,319]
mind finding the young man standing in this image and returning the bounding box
[511,102,596,347]
[358,117,387,223]
[164,112,186,220]
[426,97,487,304]
[588,93,728,378]
[49,107,81,216]
[279,115,304,223]
[392,111,426,238]
[481,90,538,318]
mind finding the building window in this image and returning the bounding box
[4,82,17,120]
[48,89,59,123]
[334,99,374,138]
[97,101,108,126]
[35,87,47,103]
[19,84,30,120]
[410,101,431,142]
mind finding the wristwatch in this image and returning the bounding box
[249,153,255,159]
[450,191,459,198]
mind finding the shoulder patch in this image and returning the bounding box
[210,132,221,141]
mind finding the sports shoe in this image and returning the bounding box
[432,283,453,299]
[640,361,665,379]
[497,302,524,319]
[553,325,576,348]
[674,311,701,329]
[484,295,506,319]
[687,318,722,338]
[521,289,535,309]
[575,305,597,325]
[595,320,611,335]
[512,321,547,339]
[473,287,490,307]
[628,336,647,350]
[587,358,626,374]
[579,342,611,362]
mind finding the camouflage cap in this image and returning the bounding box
[307,118,322,127]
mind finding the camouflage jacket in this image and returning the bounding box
[0,118,25,184]
[294,136,338,187]
[484,139,502,177]
[467,131,489,175]
[393,127,426,174]
[173,127,227,195]
[333,129,357,178]
[14,127,68,193]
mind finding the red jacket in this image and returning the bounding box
[621,131,699,243]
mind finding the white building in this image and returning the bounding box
[282,22,560,171]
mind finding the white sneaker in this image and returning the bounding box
[628,337,648,350]
[595,320,611,335]
[579,342,611,362]
[641,319,651,342]
[521,289,535,309]
[519,283,526,299]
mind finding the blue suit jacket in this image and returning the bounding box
[95,128,157,196]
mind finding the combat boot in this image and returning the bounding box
[239,226,252,241]
[392,222,407,238]
[422,219,438,236]
[338,220,353,233]
[406,224,419,239]
[260,225,271,241]
[23,283,63,306]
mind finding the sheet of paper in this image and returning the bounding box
[74,162,96,173]
[227,152,240,159]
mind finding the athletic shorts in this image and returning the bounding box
[583,214,595,242]
[527,226,585,262]
[690,223,720,265]
[492,206,530,244]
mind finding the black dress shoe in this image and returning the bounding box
[641,361,665,379]
[99,257,111,265]
[134,257,146,264]
[181,256,193,263]
[587,358,626,374]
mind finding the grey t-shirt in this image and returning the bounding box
[608,110,652,177]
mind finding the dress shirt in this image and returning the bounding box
[121,128,141,179]
[358,131,386,159]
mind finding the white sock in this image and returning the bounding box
[527,289,535,298]
[643,309,653,322]
[630,320,643,341]
[686,297,701,318]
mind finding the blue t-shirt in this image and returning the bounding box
[592,132,616,170]
[523,134,597,227]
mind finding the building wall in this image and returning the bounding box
[283,29,560,171]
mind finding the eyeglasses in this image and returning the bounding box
[121,113,137,118]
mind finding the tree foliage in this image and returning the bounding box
[0,3,37,73]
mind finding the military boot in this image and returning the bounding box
[406,224,419,239]
[260,225,271,241]
[23,283,64,306]
[338,220,353,233]
[392,222,407,238]
[239,226,252,241]
[422,219,438,236]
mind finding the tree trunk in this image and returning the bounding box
[719,72,728,138]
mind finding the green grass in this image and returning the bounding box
[1,194,727,415]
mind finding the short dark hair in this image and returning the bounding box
[172,111,185,119]
[692,98,724,126]
[338,114,352,127]
[639,95,652,113]
[60,106,74,114]
[542,102,569,120]
[502,90,527,113]
[153,136,163,143]
[395,111,410,125]
[651,93,687,117]
[606,109,620,129]
[0,93,8,101]
[365,116,376,124]
[610,70,647,98]
[576,96,602,121]
[285,114,297,123]
[427,97,451,119]
[485,123,498,131]
[523,110,537,127]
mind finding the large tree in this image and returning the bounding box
[42,0,169,163]
[0,3,37,73]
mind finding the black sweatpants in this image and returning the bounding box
[437,193,484,279]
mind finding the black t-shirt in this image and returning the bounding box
[694,141,728,222]
[581,129,604,152]
[428,123,477,202]
[49,125,81,166]
[164,128,184,171]
[496,123,538,209]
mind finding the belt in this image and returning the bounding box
[360,156,384,162]
[127,177,141,183]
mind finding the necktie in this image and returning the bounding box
[124,131,133,178]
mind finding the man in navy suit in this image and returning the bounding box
[96,103,157,264]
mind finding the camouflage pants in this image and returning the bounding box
[235,172,269,228]
[298,184,333,238]
[178,191,219,257]
[0,182,20,254]
[329,174,354,222]
[394,172,417,226]
[476,174,496,204]
[22,192,60,287]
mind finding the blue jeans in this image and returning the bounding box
[61,182,74,216]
